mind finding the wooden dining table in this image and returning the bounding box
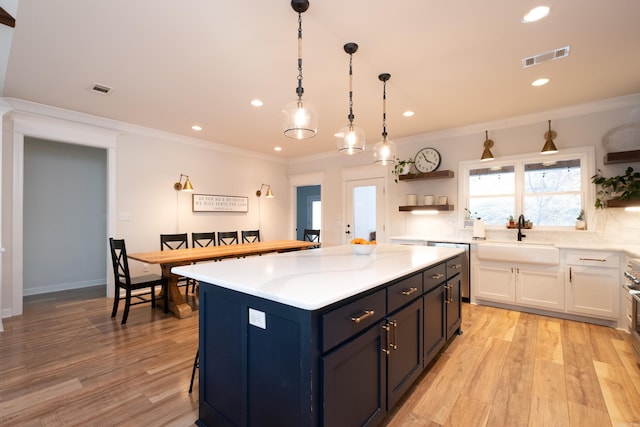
[127,240,318,319]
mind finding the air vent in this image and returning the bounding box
[522,45,570,68]
[90,83,112,94]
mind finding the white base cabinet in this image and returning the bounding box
[474,248,621,324]
[475,261,563,310]
[564,251,620,320]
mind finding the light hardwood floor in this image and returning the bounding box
[1,286,640,426]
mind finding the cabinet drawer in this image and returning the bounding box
[564,251,619,268]
[424,263,447,292]
[447,255,464,279]
[388,272,423,313]
[322,289,386,352]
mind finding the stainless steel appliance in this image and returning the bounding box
[624,258,640,363]
[427,242,470,301]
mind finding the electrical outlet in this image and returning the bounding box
[119,212,132,221]
[142,263,149,272]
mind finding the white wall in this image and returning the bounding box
[289,94,640,246]
[1,103,289,318]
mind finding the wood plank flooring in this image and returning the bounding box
[1,286,640,426]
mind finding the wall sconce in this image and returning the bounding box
[541,120,559,154]
[256,184,274,198]
[480,130,495,161]
[173,174,194,192]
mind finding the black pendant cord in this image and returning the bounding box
[347,53,355,125]
[381,79,388,140]
[296,12,304,99]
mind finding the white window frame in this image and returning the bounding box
[458,146,595,230]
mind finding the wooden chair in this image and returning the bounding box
[189,349,199,393]
[160,233,192,293]
[109,238,167,325]
[190,232,216,293]
[218,231,239,246]
[303,229,320,247]
[241,230,261,243]
[192,232,216,248]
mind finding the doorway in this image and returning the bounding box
[345,178,385,244]
[296,185,321,241]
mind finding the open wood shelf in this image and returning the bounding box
[604,150,640,164]
[605,199,640,208]
[398,170,454,181]
[399,204,454,212]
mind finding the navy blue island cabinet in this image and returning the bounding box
[195,254,463,427]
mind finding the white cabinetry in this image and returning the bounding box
[564,250,620,320]
[475,261,563,310]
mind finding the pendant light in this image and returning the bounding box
[282,0,317,140]
[541,120,558,154]
[373,73,396,165]
[336,42,365,154]
[480,130,495,161]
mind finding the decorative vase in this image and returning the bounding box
[575,220,586,230]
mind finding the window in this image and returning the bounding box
[461,147,594,228]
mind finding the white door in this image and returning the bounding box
[345,178,385,244]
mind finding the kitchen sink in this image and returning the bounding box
[476,241,559,265]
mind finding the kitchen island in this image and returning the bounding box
[173,244,465,427]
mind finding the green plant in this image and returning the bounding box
[591,167,640,208]
[576,209,584,221]
[464,208,479,220]
[392,158,414,183]
[507,215,514,223]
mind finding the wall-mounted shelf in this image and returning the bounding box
[604,150,640,164]
[398,170,454,181]
[399,205,454,212]
[605,199,640,208]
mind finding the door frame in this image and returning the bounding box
[9,112,118,315]
[290,172,324,240]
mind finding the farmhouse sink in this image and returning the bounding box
[476,241,560,265]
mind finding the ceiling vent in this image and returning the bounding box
[90,83,112,94]
[522,45,570,68]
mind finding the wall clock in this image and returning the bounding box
[414,148,441,173]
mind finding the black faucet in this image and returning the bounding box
[517,214,526,241]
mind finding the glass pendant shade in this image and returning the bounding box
[283,99,317,139]
[336,125,366,154]
[373,138,396,165]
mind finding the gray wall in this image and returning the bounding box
[23,137,106,294]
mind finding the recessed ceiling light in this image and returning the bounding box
[523,5,550,23]
[251,99,263,107]
[274,146,282,152]
[531,78,550,87]
[192,125,203,131]
[403,111,415,117]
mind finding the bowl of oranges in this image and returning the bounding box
[350,238,377,255]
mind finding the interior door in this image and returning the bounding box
[345,178,385,244]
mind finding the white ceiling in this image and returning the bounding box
[2,1,640,159]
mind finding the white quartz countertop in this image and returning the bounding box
[172,244,464,310]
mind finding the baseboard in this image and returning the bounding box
[22,278,106,296]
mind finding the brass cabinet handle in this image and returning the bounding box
[569,267,572,283]
[401,287,418,296]
[579,257,606,262]
[390,320,398,350]
[381,323,391,355]
[351,310,375,324]
[450,264,462,270]
[444,283,451,304]
[431,273,445,280]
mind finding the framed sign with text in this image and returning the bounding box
[192,194,249,212]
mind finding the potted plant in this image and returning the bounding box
[576,209,586,230]
[464,208,479,227]
[507,215,515,228]
[393,158,414,183]
[591,167,640,208]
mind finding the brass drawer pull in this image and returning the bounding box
[382,323,391,355]
[431,273,445,280]
[450,264,462,270]
[579,257,606,262]
[390,320,398,350]
[351,310,375,324]
[401,287,418,296]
